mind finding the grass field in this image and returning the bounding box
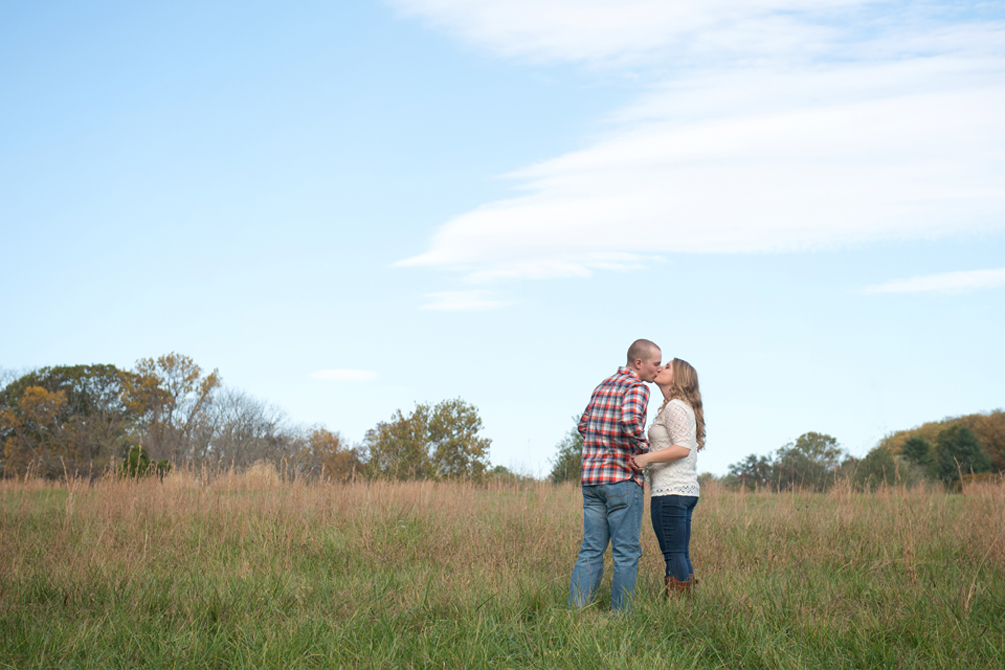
[1,464,1003,669]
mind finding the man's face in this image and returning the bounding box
[636,350,662,382]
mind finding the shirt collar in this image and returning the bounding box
[618,366,641,381]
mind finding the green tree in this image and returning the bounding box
[726,453,774,490]
[853,447,897,490]
[726,432,845,491]
[363,399,491,481]
[936,425,992,486]
[363,406,432,480]
[549,417,583,484]
[902,436,933,467]
[773,432,844,491]
[901,435,936,480]
[788,432,844,468]
[428,399,491,481]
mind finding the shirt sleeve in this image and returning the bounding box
[577,400,592,437]
[621,383,650,452]
[663,401,692,450]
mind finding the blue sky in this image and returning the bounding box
[2,0,1003,476]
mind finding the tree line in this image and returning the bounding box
[0,354,492,482]
[875,410,1005,472]
[548,412,1003,491]
[6,354,999,489]
[721,426,997,492]
[546,417,856,490]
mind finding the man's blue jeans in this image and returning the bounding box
[568,480,644,610]
[650,494,699,582]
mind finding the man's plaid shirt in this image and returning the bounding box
[578,366,650,487]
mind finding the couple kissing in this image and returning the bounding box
[569,338,706,611]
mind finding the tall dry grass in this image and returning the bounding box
[1,466,1003,669]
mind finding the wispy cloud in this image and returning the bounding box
[421,290,509,310]
[863,268,1005,295]
[400,69,1005,278]
[392,1,1005,282]
[389,0,864,65]
[311,369,379,382]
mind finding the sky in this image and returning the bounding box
[2,0,1003,477]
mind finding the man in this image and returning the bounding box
[568,338,661,611]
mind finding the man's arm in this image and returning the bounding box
[620,384,650,453]
[577,402,592,438]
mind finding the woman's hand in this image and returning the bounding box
[630,453,652,470]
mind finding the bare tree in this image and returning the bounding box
[204,388,297,469]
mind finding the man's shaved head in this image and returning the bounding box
[627,339,660,366]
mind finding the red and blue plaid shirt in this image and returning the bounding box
[578,366,650,487]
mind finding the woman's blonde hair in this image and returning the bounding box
[659,358,706,450]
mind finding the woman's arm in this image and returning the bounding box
[631,402,693,468]
[632,444,690,468]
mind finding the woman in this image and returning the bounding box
[630,358,706,597]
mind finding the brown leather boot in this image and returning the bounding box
[665,575,696,599]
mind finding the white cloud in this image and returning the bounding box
[863,268,1005,295]
[311,369,379,382]
[388,0,864,64]
[400,67,1005,279]
[391,1,1005,282]
[421,290,509,310]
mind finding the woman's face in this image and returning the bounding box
[655,361,674,386]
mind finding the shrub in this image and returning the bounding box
[120,443,171,480]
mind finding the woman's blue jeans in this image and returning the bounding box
[568,480,644,611]
[650,494,698,581]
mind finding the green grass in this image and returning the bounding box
[1,469,1002,669]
